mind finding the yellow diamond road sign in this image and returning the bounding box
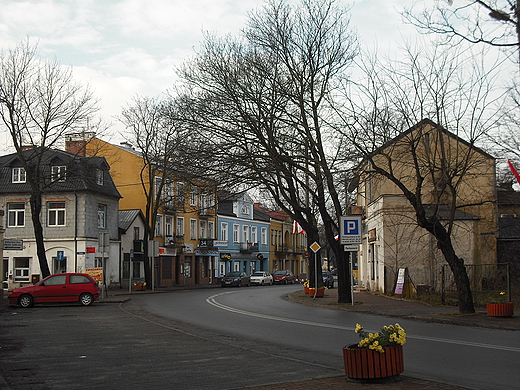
[310,242,321,253]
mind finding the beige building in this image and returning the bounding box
[354,119,497,293]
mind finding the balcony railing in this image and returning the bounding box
[240,242,259,253]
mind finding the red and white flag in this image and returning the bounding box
[508,160,520,185]
[292,220,305,234]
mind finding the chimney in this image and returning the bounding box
[64,132,94,157]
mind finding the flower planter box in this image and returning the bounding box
[303,286,309,294]
[135,285,146,291]
[308,288,325,297]
[487,302,514,317]
[343,344,404,380]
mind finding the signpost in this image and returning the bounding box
[340,216,362,305]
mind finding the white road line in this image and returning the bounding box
[207,291,520,353]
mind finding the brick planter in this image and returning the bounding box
[343,344,404,380]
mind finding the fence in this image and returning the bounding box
[441,263,511,307]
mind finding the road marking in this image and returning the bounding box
[207,291,520,353]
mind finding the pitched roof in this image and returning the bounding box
[118,209,145,232]
[0,148,121,199]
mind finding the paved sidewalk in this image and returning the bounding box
[2,286,517,389]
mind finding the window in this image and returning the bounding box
[14,257,30,283]
[208,221,214,239]
[48,201,66,226]
[12,167,26,183]
[155,214,163,237]
[221,222,228,241]
[242,225,249,243]
[96,169,104,185]
[261,227,267,245]
[251,226,258,244]
[190,219,197,240]
[97,203,107,229]
[133,227,140,240]
[200,220,207,238]
[52,255,66,273]
[70,274,92,284]
[190,187,197,206]
[43,274,67,285]
[176,217,184,236]
[233,224,239,243]
[154,176,162,198]
[176,182,185,204]
[241,205,249,215]
[51,165,66,182]
[164,180,174,207]
[165,216,173,237]
[7,202,25,227]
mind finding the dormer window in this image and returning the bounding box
[12,167,26,183]
[96,169,104,185]
[51,166,66,182]
[241,205,250,215]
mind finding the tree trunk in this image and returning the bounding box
[30,192,51,278]
[437,238,475,313]
[334,243,352,303]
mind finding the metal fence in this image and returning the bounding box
[441,263,511,307]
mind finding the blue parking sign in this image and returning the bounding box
[340,216,362,244]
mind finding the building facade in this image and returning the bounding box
[0,148,121,290]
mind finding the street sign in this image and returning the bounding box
[3,239,23,250]
[340,216,362,244]
[57,251,64,261]
[310,242,321,253]
[344,245,359,251]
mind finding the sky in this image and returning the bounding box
[0,0,440,148]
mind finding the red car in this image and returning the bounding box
[272,270,296,284]
[8,273,100,308]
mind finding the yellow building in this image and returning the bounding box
[354,119,497,293]
[65,135,218,287]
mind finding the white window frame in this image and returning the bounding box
[48,201,66,226]
[154,176,162,198]
[13,257,30,283]
[51,165,67,182]
[165,216,173,237]
[261,227,267,245]
[96,169,104,185]
[12,167,26,183]
[242,225,249,244]
[208,221,215,239]
[251,226,258,244]
[7,202,25,227]
[98,203,107,229]
[221,222,228,242]
[155,214,163,237]
[176,217,184,236]
[176,182,185,204]
[190,187,197,206]
[190,218,197,240]
[165,180,174,207]
[233,224,239,243]
[241,204,249,215]
[199,220,207,239]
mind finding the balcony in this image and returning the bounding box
[240,242,259,253]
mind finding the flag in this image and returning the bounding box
[508,160,520,185]
[292,220,305,234]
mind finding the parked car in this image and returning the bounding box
[272,270,295,284]
[221,271,251,287]
[8,273,100,308]
[250,271,273,286]
[322,270,334,288]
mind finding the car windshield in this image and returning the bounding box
[273,271,286,275]
[225,272,241,277]
[252,272,264,276]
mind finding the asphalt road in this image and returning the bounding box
[1,285,519,389]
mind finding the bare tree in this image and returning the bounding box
[403,1,520,68]
[0,39,97,278]
[341,43,503,313]
[177,0,358,302]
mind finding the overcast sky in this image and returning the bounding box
[0,0,436,148]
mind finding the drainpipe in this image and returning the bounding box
[74,192,78,272]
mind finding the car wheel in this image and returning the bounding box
[79,293,94,306]
[18,294,34,308]
[261,280,265,286]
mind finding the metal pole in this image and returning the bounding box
[350,250,354,306]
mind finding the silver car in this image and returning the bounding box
[250,271,273,286]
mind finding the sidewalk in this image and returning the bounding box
[1,287,517,390]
